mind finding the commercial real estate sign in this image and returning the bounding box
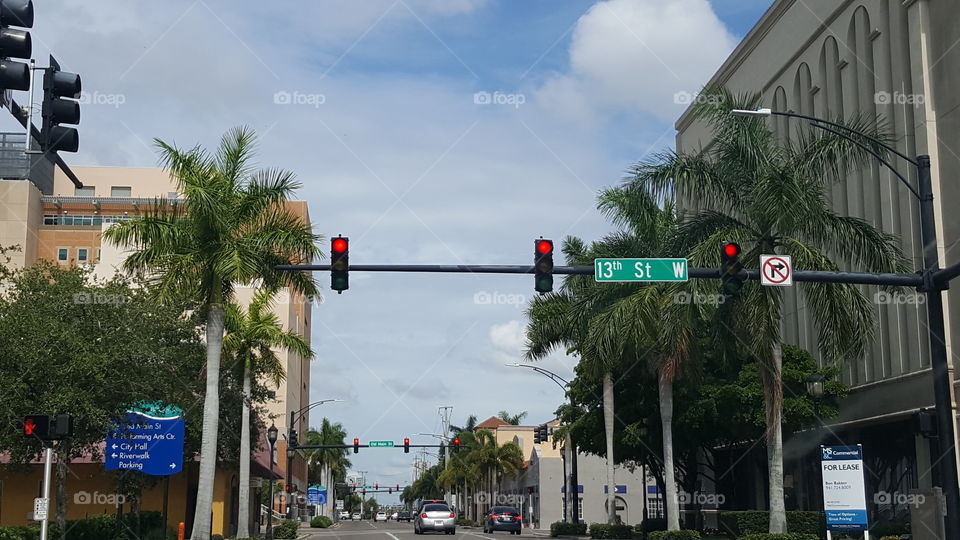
[821,445,869,531]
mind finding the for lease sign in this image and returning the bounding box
[821,445,869,531]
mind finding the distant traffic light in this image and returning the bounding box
[388,488,392,494]
[22,415,49,439]
[331,236,349,293]
[353,437,359,454]
[375,483,379,490]
[41,55,81,153]
[534,423,548,444]
[0,0,33,93]
[289,429,298,449]
[452,438,460,453]
[50,414,73,440]
[534,238,554,293]
[720,242,744,296]
[404,437,410,453]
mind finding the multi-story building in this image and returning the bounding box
[674,0,958,529]
[0,148,314,536]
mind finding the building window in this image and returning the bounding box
[111,186,132,198]
[77,248,88,263]
[43,214,131,226]
[74,186,95,196]
[57,248,68,263]
[167,191,179,199]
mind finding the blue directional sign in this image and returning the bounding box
[308,486,327,505]
[105,411,184,476]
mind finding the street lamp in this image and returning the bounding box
[266,424,279,540]
[805,373,825,401]
[505,363,579,524]
[286,399,343,520]
[731,106,959,538]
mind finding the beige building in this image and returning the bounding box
[0,159,315,535]
[675,0,958,525]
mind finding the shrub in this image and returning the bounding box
[719,511,825,538]
[637,519,666,533]
[311,515,333,528]
[740,534,818,540]
[589,523,634,539]
[456,518,479,527]
[648,531,701,540]
[273,519,300,539]
[871,523,910,537]
[551,521,588,536]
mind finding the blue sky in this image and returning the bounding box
[5,0,773,502]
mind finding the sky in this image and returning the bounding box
[5,0,773,504]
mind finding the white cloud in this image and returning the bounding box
[536,0,736,122]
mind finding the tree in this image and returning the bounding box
[449,415,478,434]
[625,88,907,532]
[496,411,528,425]
[103,126,321,539]
[303,419,351,517]
[223,288,313,538]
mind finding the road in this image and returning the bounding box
[303,519,544,540]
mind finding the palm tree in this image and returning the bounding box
[497,411,528,425]
[303,419,352,516]
[449,415,478,434]
[223,288,313,538]
[104,127,321,539]
[626,88,908,532]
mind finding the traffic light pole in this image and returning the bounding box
[39,445,52,540]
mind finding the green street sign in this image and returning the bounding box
[595,258,688,282]
[369,440,394,448]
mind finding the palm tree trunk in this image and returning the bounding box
[191,303,226,540]
[603,371,617,524]
[659,374,679,531]
[764,341,786,533]
[237,362,252,539]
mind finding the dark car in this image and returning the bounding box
[398,510,413,522]
[483,506,521,535]
[414,503,456,535]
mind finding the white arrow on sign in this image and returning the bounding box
[111,453,118,458]
[169,463,176,469]
[111,443,118,449]
[760,255,793,286]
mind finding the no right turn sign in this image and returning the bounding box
[761,255,793,286]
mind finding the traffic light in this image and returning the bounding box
[289,429,298,449]
[452,438,460,453]
[534,423,548,444]
[353,438,359,454]
[41,55,81,153]
[0,0,33,93]
[404,437,410,453]
[362,489,366,496]
[22,415,49,439]
[720,242,744,296]
[331,236,349,293]
[534,238,554,293]
[50,414,73,440]
[375,483,379,490]
[388,488,392,494]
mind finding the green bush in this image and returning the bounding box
[311,515,333,528]
[0,526,42,540]
[637,519,666,533]
[870,523,910,536]
[648,531,701,540]
[719,511,824,538]
[740,534,817,540]
[456,518,479,526]
[551,521,588,536]
[589,523,634,539]
[0,513,166,540]
[273,519,300,539]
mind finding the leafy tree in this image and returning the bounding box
[103,127,321,538]
[626,87,906,532]
[223,288,313,538]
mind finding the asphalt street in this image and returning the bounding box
[302,520,548,540]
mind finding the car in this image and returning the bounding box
[483,506,522,535]
[414,502,456,535]
[375,511,388,522]
[397,510,413,522]
[352,512,362,520]
[391,512,399,520]
[339,510,351,520]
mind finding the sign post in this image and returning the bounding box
[594,258,688,282]
[821,445,869,538]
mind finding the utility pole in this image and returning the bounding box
[439,406,453,506]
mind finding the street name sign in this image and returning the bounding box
[820,445,868,532]
[369,440,394,447]
[105,411,184,476]
[595,258,688,282]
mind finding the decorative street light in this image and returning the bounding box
[805,373,825,401]
[266,424,279,540]
[286,399,343,520]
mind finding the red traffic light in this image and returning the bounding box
[284,484,290,492]
[536,239,553,254]
[24,418,36,435]
[723,242,740,258]
[332,237,348,253]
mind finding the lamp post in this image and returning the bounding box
[506,363,578,524]
[639,423,648,540]
[286,399,343,520]
[266,424,279,540]
[732,107,959,539]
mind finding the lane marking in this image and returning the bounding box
[386,533,401,540]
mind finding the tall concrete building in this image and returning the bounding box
[675,0,958,527]
[0,150,315,536]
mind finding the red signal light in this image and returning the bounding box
[24,418,36,436]
[723,242,740,258]
[536,240,553,254]
[333,238,348,253]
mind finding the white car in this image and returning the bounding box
[339,511,351,520]
[353,512,362,520]
[375,511,388,522]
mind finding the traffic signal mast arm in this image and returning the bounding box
[290,443,448,450]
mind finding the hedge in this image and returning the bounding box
[589,523,634,539]
[648,531,701,540]
[637,518,666,533]
[0,512,171,540]
[740,534,818,540]
[273,519,300,539]
[719,511,825,538]
[550,521,588,536]
[311,515,334,528]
